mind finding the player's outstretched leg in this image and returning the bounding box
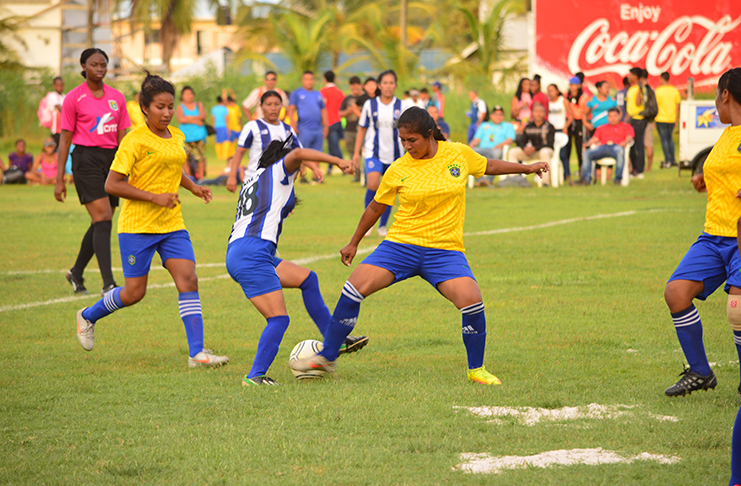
[242,315,290,386]
[665,303,716,396]
[77,287,126,351]
[460,302,501,385]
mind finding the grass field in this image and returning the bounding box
[1,161,738,485]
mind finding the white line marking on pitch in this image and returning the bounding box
[455,404,678,425]
[453,448,680,474]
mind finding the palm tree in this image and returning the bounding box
[0,9,25,71]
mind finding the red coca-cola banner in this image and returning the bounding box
[533,0,741,88]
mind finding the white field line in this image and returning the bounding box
[455,404,679,425]
[0,208,670,313]
[453,448,681,474]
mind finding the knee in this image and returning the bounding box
[300,270,318,290]
[121,285,146,305]
[180,272,199,292]
[728,295,741,331]
[664,281,692,312]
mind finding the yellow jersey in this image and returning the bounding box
[374,141,487,252]
[126,100,146,128]
[226,104,242,133]
[626,85,645,120]
[655,85,681,123]
[110,124,188,234]
[703,125,741,237]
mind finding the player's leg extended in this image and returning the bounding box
[276,260,330,336]
[246,290,290,381]
[437,277,500,385]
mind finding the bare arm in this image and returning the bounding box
[105,170,180,208]
[339,201,387,267]
[117,129,127,145]
[226,145,247,193]
[511,97,521,118]
[54,130,73,202]
[284,148,352,174]
[286,105,297,129]
[353,125,367,166]
[484,158,549,177]
[470,138,480,148]
[180,173,212,203]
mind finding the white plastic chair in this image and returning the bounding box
[551,132,569,188]
[591,140,633,187]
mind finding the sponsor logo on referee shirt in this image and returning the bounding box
[89,113,118,135]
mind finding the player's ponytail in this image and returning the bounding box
[259,134,295,169]
[396,106,447,142]
[139,70,175,115]
[718,68,741,105]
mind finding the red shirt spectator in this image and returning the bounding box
[594,121,634,145]
[320,82,345,126]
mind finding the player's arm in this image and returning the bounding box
[180,173,212,203]
[321,108,329,139]
[117,128,127,144]
[284,148,353,175]
[226,145,247,193]
[484,158,548,178]
[105,170,179,208]
[54,129,73,202]
[286,105,297,131]
[340,201,387,267]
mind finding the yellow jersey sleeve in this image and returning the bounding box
[703,125,741,237]
[374,163,399,206]
[460,144,487,178]
[110,131,139,176]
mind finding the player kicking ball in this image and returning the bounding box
[225,137,361,386]
[76,72,229,368]
[289,107,549,384]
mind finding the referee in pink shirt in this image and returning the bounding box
[54,48,131,296]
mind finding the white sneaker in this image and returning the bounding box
[377,226,388,237]
[76,308,95,351]
[636,173,645,179]
[364,227,373,238]
[188,349,230,368]
[288,353,336,373]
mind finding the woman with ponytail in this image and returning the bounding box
[75,71,230,369]
[55,48,131,296]
[290,107,549,385]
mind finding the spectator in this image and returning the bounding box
[40,77,66,148]
[126,91,145,129]
[640,69,656,172]
[547,84,574,181]
[2,139,34,184]
[409,88,426,109]
[340,76,364,182]
[226,93,242,156]
[288,71,329,182]
[26,137,58,185]
[511,78,532,125]
[431,81,445,118]
[575,72,594,99]
[467,90,488,143]
[565,76,589,177]
[584,80,618,136]
[507,103,555,184]
[356,77,377,109]
[470,105,516,186]
[320,70,346,174]
[626,67,648,178]
[419,88,432,109]
[242,71,288,121]
[427,105,449,140]
[616,76,630,122]
[176,86,208,179]
[580,107,634,185]
[211,95,230,161]
[530,75,550,119]
[655,71,682,168]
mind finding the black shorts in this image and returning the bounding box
[72,145,119,207]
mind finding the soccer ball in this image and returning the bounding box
[288,340,327,380]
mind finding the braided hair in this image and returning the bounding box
[395,107,446,141]
[139,71,175,115]
[718,68,741,104]
[79,48,108,78]
[259,134,296,169]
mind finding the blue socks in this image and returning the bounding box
[461,302,487,369]
[364,189,375,208]
[248,315,290,378]
[300,271,330,337]
[672,304,711,376]
[82,287,125,323]
[732,406,741,486]
[179,291,205,358]
[734,331,741,383]
[366,189,391,228]
[320,282,364,361]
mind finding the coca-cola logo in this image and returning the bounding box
[566,11,741,79]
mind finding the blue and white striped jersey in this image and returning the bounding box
[228,158,297,245]
[237,119,301,179]
[358,96,413,165]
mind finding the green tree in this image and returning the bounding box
[0,8,26,71]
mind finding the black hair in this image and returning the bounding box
[595,80,607,89]
[303,70,313,76]
[420,88,428,94]
[324,70,335,83]
[363,77,376,85]
[622,76,630,88]
[181,85,194,99]
[139,70,176,115]
[548,83,562,97]
[403,90,410,96]
[629,67,642,78]
[216,95,223,103]
[640,68,649,79]
[395,106,446,142]
[575,72,585,83]
[607,107,621,115]
[227,95,234,102]
[349,76,361,85]
[533,74,542,83]
[80,48,108,78]
[376,70,398,97]
[514,77,529,100]
[660,71,670,82]
[260,89,283,105]
[259,135,295,169]
[53,76,63,83]
[265,71,277,78]
[15,138,25,146]
[718,67,741,104]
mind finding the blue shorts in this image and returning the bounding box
[365,158,390,175]
[118,230,196,278]
[668,232,741,299]
[298,129,323,151]
[214,126,229,143]
[229,130,241,142]
[361,240,475,289]
[226,236,284,299]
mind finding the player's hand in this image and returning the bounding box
[54,179,66,202]
[528,162,550,179]
[191,185,212,203]
[313,168,325,184]
[338,159,354,175]
[340,243,358,267]
[226,174,238,193]
[152,192,180,208]
[691,174,706,193]
[352,154,360,169]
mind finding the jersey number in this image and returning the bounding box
[237,181,259,217]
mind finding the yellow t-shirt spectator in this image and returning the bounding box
[655,85,682,124]
[626,85,645,120]
[126,99,146,128]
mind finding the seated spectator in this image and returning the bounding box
[470,105,516,186]
[200,159,245,186]
[426,105,449,140]
[507,104,555,181]
[26,137,58,185]
[1,139,34,184]
[580,107,634,185]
